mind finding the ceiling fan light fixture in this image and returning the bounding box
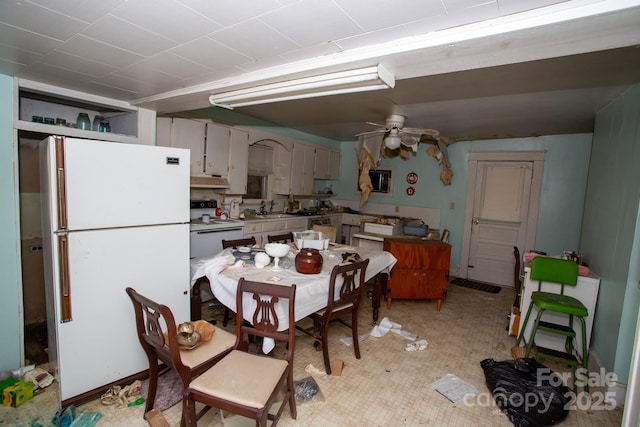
[384,135,402,150]
[209,64,394,108]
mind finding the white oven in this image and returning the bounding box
[190,222,244,258]
[190,200,244,258]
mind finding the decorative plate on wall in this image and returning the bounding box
[406,186,415,196]
[406,172,418,184]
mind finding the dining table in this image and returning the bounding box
[189,244,398,332]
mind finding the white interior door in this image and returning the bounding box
[460,152,544,286]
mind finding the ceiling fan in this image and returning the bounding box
[355,114,440,152]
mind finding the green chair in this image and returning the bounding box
[515,256,589,393]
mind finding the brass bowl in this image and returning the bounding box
[177,322,195,335]
[177,331,201,347]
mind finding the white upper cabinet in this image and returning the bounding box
[313,146,340,180]
[169,117,206,176]
[205,123,231,177]
[223,128,249,195]
[290,140,315,196]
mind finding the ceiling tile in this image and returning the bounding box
[0,23,62,55]
[0,42,42,66]
[169,36,252,70]
[19,61,95,88]
[38,51,117,77]
[80,15,177,56]
[110,0,218,43]
[0,0,87,41]
[177,0,284,27]
[497,0,568,16]
[56,35,144,68]
[136,52,212,79]
[79,80,139,100]
[259,0,362,47]
[0,58,26,76]
[335,26,411,51]
[279,42,342,62]
[114,62,185,88]
[26,0,126,23]
[335,0,446,32]
[92,73,166,97]
[211,19,301,59]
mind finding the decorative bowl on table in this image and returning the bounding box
[254,252,271,268]
[264,243,290,270]
[237,246,251,253]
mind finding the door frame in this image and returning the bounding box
[459,151,545,280]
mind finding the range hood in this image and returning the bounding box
[190,176,230,189]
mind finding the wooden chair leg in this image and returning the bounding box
[145,357,159,414]
[352,310,361,360]
[321,322,332,375]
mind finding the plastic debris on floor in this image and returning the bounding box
[430,374,480,404]
[405,339,429,351]
[340,317,418,346]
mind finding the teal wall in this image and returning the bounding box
[332,134,593,269]
[0,74,22,371]
[581,84,640,383]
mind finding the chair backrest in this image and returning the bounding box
[222,236,257,249]
[312,225,337,243]
[327,259,369,312]
[235,279,297,359]
[125,287,189,379]
[267,232,293,243]
[530,257,578,294]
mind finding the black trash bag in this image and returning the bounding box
[480,358,571,427]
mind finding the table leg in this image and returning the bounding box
[191,278,205,321]
[371,272,389,323]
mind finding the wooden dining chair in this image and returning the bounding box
[125,287,236,426]
[185,279,297,427]
[267,232,293,243]
[312,224,337,243]
[296,259,369,374]
[221,236,257,249]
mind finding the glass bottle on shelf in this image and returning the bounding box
[103,121,111,133]
[92,115,104,131]
[76,113,91,130]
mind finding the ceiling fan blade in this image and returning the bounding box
[355,129,386,137]
[402,127,440,137]
[365,121,388,128]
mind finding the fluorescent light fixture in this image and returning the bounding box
[209,64,394,109]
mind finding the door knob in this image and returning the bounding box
[472,218,479,225]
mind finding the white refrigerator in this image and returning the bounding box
[40,136,191,405]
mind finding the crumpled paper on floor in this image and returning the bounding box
[340,317,417,346]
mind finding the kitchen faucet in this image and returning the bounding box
[269,200,275,214]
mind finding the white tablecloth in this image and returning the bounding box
[190,245,397,332]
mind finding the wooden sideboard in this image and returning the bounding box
[383,238,451,310]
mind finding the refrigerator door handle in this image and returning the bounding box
[57,234,72,322]
[55,137,68,230]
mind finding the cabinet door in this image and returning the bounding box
[328,149,341,180]
[156,117,172,147]
[226,128,249,194]
[273,142,292,195]
[171,118,205,175]
[204,123,230,176]
[290,141,315,195]
[314,146,330,179]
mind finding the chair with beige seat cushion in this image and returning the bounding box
[295,259,369,374]
[185,279,297,426]
[312,224,337,243]
[126,287,236,427]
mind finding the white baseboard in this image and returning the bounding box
[590,349,627,407]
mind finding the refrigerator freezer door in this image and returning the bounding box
[47,224,190,402]
[42,136,189,231]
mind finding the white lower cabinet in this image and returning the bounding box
[243,218,309,246]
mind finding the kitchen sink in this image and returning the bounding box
[254,213,289,219]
